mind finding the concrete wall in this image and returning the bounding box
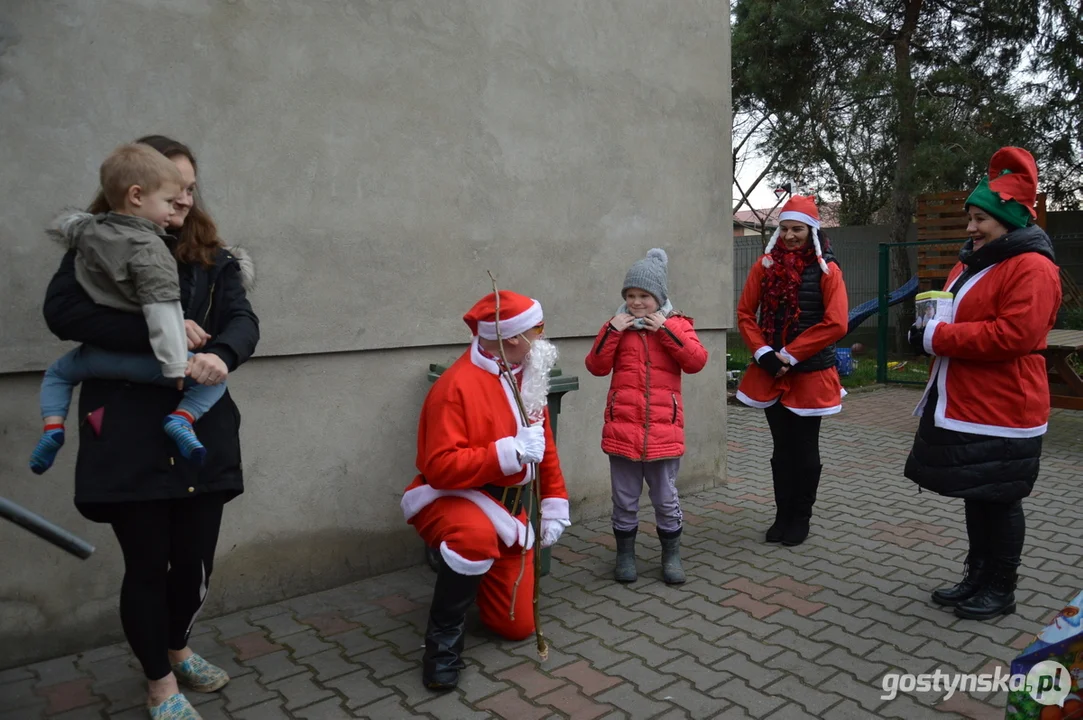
[0,1,732,667]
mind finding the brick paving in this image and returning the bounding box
[4,387,1083,719]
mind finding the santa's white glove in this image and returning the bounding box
[513,424,546,464]
[540,518,568,548]
[539,498,571,548]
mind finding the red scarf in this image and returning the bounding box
[758,244,815,342]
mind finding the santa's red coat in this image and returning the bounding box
[736,259,849,415]
[916,253,1061,436]
[401,340,569,638]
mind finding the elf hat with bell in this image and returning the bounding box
[463,290,543,340]
[964,147,1039,229]
[762,195,830,273]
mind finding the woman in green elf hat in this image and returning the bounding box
[904,147,1062,621]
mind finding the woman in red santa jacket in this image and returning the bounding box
[401,290,571,690]
[736,195,849,547]
[905,147,1062,621]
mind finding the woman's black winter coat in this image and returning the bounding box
[43,246,259,521]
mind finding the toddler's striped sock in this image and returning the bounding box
[163,411,207,466]
[30,424,65,475]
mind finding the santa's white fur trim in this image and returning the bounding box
[476,300,543,340]
[540,497,570,522]
[439,541,494,576]
[401,484,535,549]
[779,210,821,229]
[495,436,524,476]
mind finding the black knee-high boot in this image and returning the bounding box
[422,564,482,690]
[932,500,989,606]
[766,458,791,544]
[781,464,821,547]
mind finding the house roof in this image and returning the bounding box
[733,202,840,230]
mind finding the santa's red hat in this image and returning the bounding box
[762,195,830,274]
[463,290,544,340]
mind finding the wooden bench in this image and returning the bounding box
[1044,329,1083,411]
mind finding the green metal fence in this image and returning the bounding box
[876,239,958,385]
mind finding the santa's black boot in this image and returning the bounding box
[765,458,791,544]
[422,563,482,691]
[781,464,821,547]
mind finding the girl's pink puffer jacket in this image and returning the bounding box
[584,314,708,461]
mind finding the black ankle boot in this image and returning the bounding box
[932,555,987,606]
[766,459,790,544]
[658,527,686,585]
[954,562,1017,620]
[614,527,637,583]
[781,464,821,547]
[422,564,482,691]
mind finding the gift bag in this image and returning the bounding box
[1006,588,1083,719]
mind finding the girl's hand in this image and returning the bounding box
[642,312,668,332]
[610,313,636,331]
[185,320,212,350]
[774,352,791,378]
[186,353,229,385]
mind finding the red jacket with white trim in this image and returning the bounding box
[401,341,569,550]
[917,251,1061,437]
[736,258,848,413]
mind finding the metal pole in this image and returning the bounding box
[0,497,95,559]
[877,243,889,384]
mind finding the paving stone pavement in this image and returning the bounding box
[5,387,1083,719]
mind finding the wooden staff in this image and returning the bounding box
[486,271,549,661]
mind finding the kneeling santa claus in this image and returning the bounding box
[401,290,571,690]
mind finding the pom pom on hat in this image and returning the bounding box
[463,290,543,340]
[762,195,829,273]
[622,247,669,304]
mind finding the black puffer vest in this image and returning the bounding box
[769,249,839,372]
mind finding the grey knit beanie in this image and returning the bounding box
[622,248,669,305]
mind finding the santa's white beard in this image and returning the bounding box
[521,338,559,423]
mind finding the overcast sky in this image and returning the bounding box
[734,153,783,212]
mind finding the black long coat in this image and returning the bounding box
[43,245,260,521]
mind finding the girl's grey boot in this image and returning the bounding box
[613,527,638,583]
[658,527,686,585]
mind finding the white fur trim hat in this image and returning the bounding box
[762,195,829,274]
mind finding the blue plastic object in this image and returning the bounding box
[836,347,854,377]
[846,275,920,336]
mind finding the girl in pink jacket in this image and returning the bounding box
[585,249,708,584]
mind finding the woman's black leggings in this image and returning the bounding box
[110,494,225,680]
[765,402,822,468]
[964,498,1025,566]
